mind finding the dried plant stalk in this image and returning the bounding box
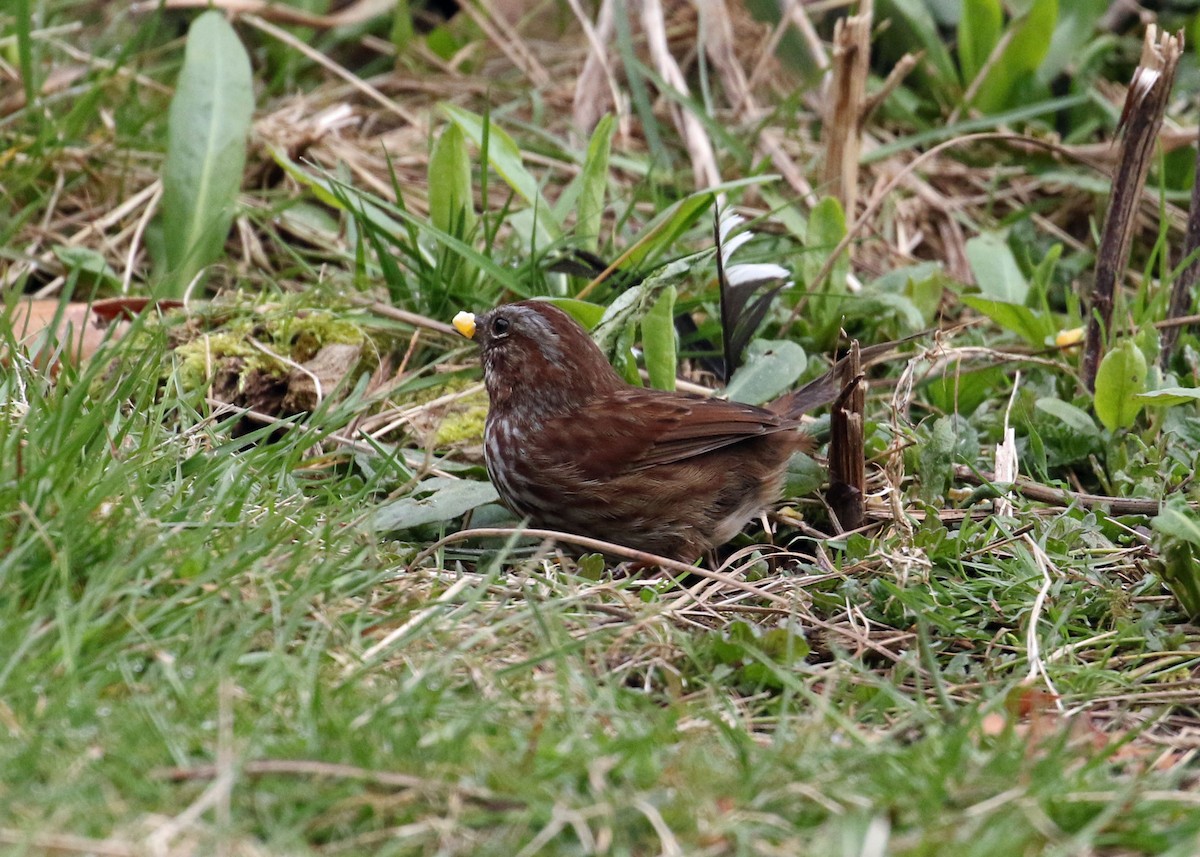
[641,0,719,189]
[1082,25,1183,389]
[822,0,872,219]
[828,341,865,533]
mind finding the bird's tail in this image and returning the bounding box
[769,334,926,419]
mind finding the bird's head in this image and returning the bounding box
[454,300,621,413]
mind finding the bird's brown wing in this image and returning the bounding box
[564,390,798,477]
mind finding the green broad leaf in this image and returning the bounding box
[390,0,414,54]
[1153,498,1200,617]
[973,0,1058,113]
[1042,0,1107,80]
[724,339,807,405]
[877,0,958,83]
[1136,387,1200,408]
[926,365,1008,416]
[428,123,476,237]
[784,452,824,498]
[590,176,765,287]
[576,114,614,252]
[959,0,1002,84]
[277,201,341,246]
[864,262,946,326]
[960,296,1056,347]
[371,477,500,531]
[1160,540,1200,619]
[905,268,946,325]
[1154,499,1200,547]
[758,624,810,661]
[863,293,928,332]
[1034,398,1100,436]
[1093,338,1147,432]
[161,10,254,297]
[804,195,848,290]
[593,251,708,356]
[641,285,677,391]
[760,187,808,242]
[541,298,607,330]
[805,196,850,346]
[52,246,120,287]
[1029,169,1111,194]
[441,104,561,244]
[919,416,958,502]
[966,231,1027,304]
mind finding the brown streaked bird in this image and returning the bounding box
[453,300,861,562]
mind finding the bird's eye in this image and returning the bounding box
[491,316,511,337]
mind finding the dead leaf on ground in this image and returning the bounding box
[4,297,182,367]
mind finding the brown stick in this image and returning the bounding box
[828,342,865,532]
[1082,25,1183,389]
[952,465,1174,515]
[822,0,872,220]
[1160,126,1200,367]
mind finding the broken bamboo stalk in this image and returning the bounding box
[1081,25,1183,389]
[828,341,865,533]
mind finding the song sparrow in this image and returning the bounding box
[453,300,855,562]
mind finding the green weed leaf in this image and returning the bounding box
[878,0,958,83]
[161,11,253,297]
[1034,398,1100,436]
[441,104,561,244]
[1042,0,1107,80]
[593,252,705,356]
[428,123,476,237]
[1152,498,1200,618]
[576,115,614,252]
[1094,338,1147,432]
[805,196,849,345]
[371,477,500,531]
[641,285,677,391]
[960,296,1055,347]
[973,0,1058,112]
[1154,499,1200,546]
[966,231,1027,303]
[542,298,607,330]
[959,0,1002,84]
[1136,387,1200,408]
[724,340,807,405]
[804,196,849,290]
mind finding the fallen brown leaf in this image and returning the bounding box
[4,297,182,367]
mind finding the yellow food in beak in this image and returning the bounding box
[1055,327,1084,348]
[453,311,477,339]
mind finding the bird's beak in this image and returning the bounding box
[452,311,477,339]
